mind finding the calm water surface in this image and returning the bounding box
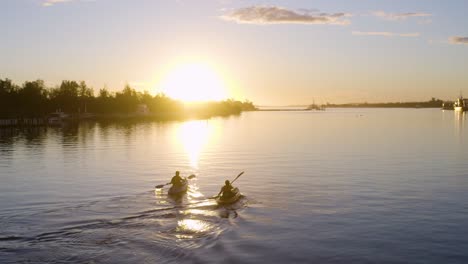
[1,109,468,263]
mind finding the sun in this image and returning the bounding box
[159,62,228,102]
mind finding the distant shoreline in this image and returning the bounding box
[0,111,252,127]
[257,98,446,110]
[255,106,442,112]
[323,105,441,109]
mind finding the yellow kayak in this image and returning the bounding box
[168,178,188,195]
[216,187,241,205]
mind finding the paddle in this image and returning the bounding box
[155,174,196,189]
[155,182,171,189]
[211,171,244,199]
[230,171,244,184]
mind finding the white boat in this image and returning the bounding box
[454,96,468,112]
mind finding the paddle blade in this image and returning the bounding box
[155,182,170,189]
[187,174,196,179]
[231,171,244,184]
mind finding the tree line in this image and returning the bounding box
[0,78,257,118]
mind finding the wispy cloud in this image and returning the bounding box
[372,11,432,21]
[221,6,351,25]
[352,31,420,37]
[42,0,73,7]
[417,19,432,25]
[449,36,468,45]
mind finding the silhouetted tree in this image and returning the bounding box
[50,80,80,113]
[18,80,48,117]
[0,78,258,119]
[150,93,181,113]
[115,84,140,113]
[0,79,19,117]
[93,87,114,114]
[78,81,93,113]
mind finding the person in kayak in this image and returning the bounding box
[218,180,235,199]
[171,171,184,187]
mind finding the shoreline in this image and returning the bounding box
[0,107,455,127]
[0,111,246,127]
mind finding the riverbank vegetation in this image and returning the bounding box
[0,78,257,119]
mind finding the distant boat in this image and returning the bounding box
[454,96,468,112]
[306,104,325,111]
[47,111,69,126]
[306,99,326,111]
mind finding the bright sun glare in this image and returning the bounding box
[159,63,228,102]
[176,120,213,169]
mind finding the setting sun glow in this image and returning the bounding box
[159,63,228,102]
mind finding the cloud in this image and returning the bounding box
[221,6,351,25]
[449,36,468,45]
[418,19,432,25]
[42,0,73,6]
[372,11,432,21]
[352,31,420,37]
[42,0,96,7]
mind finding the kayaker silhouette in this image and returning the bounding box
[218,180,235,198]
[171,171,184,187]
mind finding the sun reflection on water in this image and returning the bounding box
[175,120,216,169]
[175,219,211,239]
[187,183,204,199]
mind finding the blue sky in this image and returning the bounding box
[1,0,468,104]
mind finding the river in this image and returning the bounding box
[1,109,468,263]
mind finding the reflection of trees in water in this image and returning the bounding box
[23,127,47,142]
[52,121,97,147]
[0,115,240,160]
[58,122,100,150]
[0,127,48,165]
[97,120,170,144]
[0,128,20,161]
[0,127,47,145]
[77,121,97,146]
[121,123,137,143]
[96,121,112,142]
[60,124,79,146]
[0,127,20,141]
[98,120,137,145]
